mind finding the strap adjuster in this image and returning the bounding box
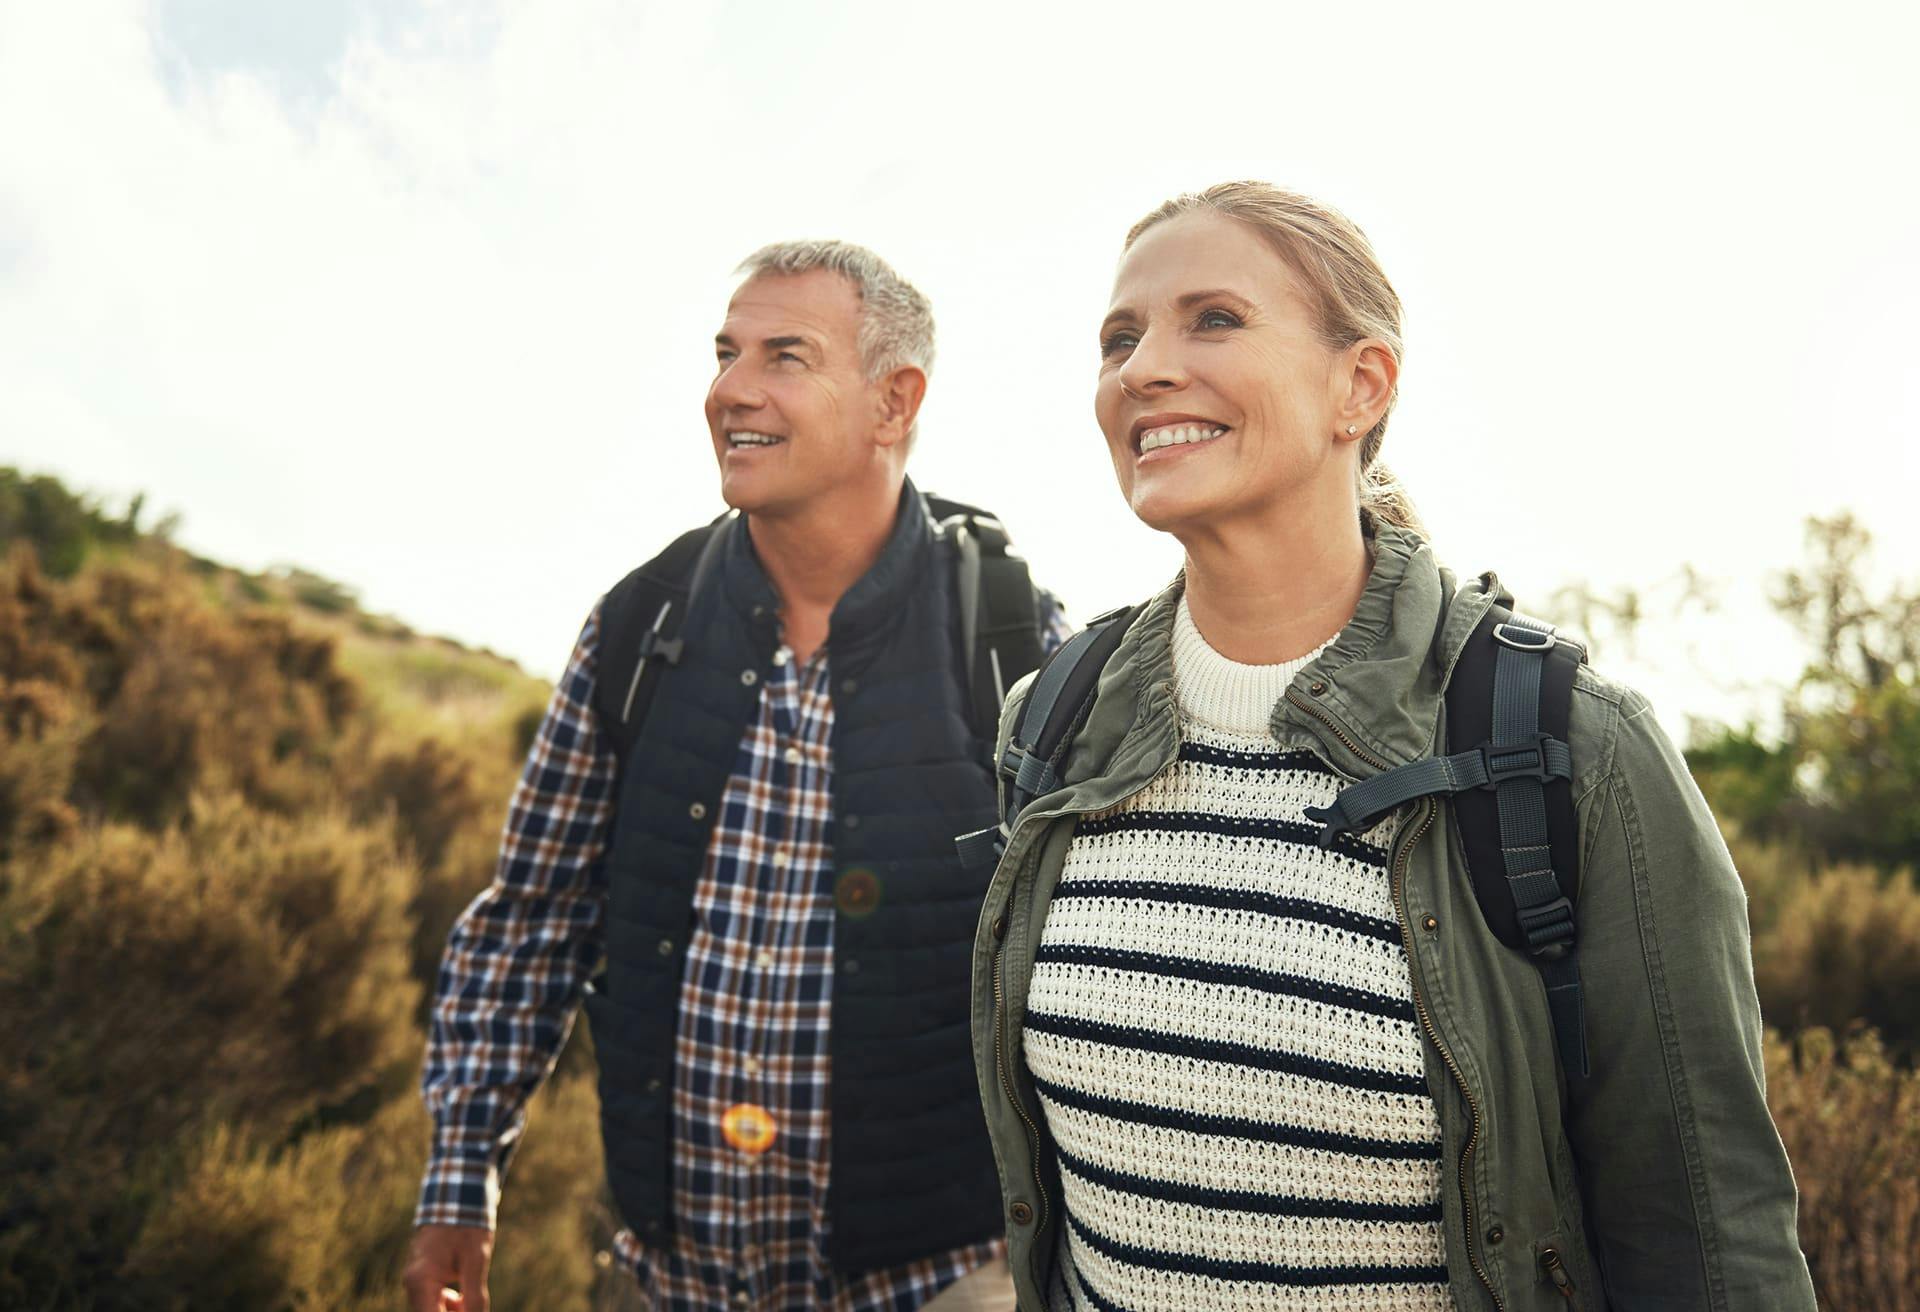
[1492,622,1555,652]
[1516,894,1576,957]
[1477,734,1560,788]
[998,745,1058,797]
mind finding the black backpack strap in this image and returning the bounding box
[1304,606,1590,1079]
[954,603,1144,872]
[591,517,730,762]
[928,496,1048,744]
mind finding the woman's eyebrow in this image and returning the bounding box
[1099,307,1140,336]
[1173,288,1253,310]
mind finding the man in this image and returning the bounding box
[403,241,1066,1312]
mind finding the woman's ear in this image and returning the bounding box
[1335,338,1397,442]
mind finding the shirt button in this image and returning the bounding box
[731,1292,750,1310]
[842,958,861,975]
[743,1056,762,1075]
[784,746,803,766]
[656,938,674,956]
[755,950,775,970]
[1009,1200,1034,1225]
[644,1077,662,1094]
[740,669,758,686]
[689,801,707,820]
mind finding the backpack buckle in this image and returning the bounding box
[637,629,685,666]
[1477,734,1559,788]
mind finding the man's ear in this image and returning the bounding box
[873,365,928,450]
[1334,338,1397,444]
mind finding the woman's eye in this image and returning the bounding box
[1196,309,1242,330]
[1100,331,1138,358]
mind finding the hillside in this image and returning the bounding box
[0,469,625,1310]
[1,469,1916,1309]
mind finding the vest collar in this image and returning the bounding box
[719,479,937,665]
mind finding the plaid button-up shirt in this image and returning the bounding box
[419,580,1068,1310]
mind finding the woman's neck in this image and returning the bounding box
[1177,497,1371,666]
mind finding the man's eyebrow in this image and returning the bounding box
[762,334,819,353]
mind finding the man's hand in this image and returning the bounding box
[403,1224,495,1312]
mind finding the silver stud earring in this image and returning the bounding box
[1346,424,1358,435]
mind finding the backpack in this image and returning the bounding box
[590,494,1049,762]
[956,599,1592,1080]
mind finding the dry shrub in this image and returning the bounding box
[1767,1029,1920,1310]
[1752,863,1920,1055]
[119,1074,608,1312]
[0,548,359,828]
[0,677,89,855]
[0,798,422,1303]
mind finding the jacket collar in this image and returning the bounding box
[1072,525,1507,791]
[719,478,936,666]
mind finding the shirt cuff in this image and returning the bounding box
[415,1151,502,1231]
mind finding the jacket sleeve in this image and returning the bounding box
[1565,689,1815,1309]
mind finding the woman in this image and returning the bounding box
[969,183,1815,1311]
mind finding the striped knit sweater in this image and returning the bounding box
[1023,596,1453,1311]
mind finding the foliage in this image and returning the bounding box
[0,470,143,579]
[0,473,600,1310]
[1766,1029,1920,1311]
[1690,514,1920,873]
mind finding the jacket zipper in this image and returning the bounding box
[992,919,1050,1242]
[1284,689,1504,1312]
[991,758,1168,1287]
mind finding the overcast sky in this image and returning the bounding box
[3,0,1916,739]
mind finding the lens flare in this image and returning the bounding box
[834,867,882,918]
[722,1102,778,1155]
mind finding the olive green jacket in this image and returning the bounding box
[969,526,1815,1311]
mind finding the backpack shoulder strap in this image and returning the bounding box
[928,495,1048,743]
[954,602,1144,871]
[591,517,730,762]
[1302,603,1592,1079]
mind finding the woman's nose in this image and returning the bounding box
[1117,326,1187,398]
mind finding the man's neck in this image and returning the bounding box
[1177,492,1371,667]
[747,479,904,659]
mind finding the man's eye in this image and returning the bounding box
[1100,331,1138,358]
[1196,309,1242,330]
[776,351,803,364]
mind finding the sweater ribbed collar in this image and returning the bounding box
[1172,595,1338,736]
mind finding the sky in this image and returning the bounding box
[2,0,1916,741]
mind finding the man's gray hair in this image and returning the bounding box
[736,240,936,385]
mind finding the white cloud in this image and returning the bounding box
[2,0,1915,736]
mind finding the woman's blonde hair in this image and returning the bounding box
[1125,182,1424,539]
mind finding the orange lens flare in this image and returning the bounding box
[834,867,881,918]
[722,1102,778,1155]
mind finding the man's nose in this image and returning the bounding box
[708,361,765,412]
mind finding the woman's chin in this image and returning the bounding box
[1127,477,1228,536]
